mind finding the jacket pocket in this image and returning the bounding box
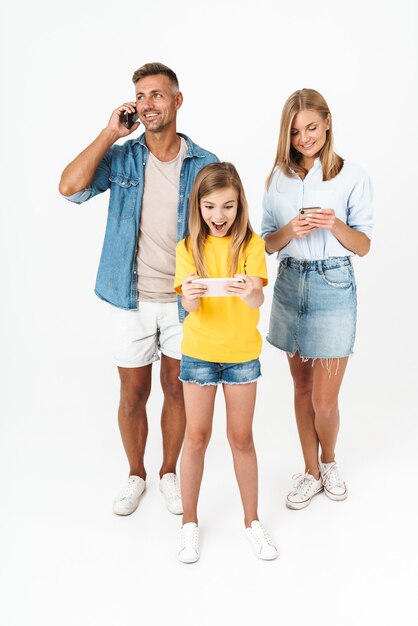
[108,174,139,220]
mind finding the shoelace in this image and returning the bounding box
[249,524,274,547]
[119,478,140,501]
[180,526,198,550]
[290,472,318,497]
[164,476,181,499]
[321,464,343,489]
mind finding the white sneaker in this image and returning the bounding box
[177,522,199,563]
[112,476,146,515]
[320,462,348,501]
[286,472,323,510]
[245,520,278,560]
[159,473,183,515]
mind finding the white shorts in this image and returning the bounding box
[109,301,182,368]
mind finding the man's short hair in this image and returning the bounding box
[132,62,179,91]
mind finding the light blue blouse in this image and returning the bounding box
[261,159,373,261]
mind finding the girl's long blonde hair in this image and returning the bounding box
[266,88,343,188]
[186,162,253,278]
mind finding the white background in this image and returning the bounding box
[1,0,417,624]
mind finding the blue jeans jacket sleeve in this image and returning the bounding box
[62,133,219,312]
[63,149,114,204]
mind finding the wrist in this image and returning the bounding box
[100,127,121,144]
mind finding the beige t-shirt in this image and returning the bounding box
[137,137,188,302]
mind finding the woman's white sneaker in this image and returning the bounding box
[112,476,146,515]
[320,462,348,501]
[286,472,323,510]
[245,521,278,560]
[177,523,199,563]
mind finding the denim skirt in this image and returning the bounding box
[267,257,357,359]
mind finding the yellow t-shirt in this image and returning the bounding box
[174,233,268,363]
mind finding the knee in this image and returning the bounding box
[120,383,150,413]
[293,377,313,398]
[161,371,184,403]
[185,430,211,452]
[227,432,254,453]
[312,397,337,420]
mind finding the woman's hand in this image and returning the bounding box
[264,215,317,253]
[288,214,319,238]
[225,275,264,308]
[304,209,371,256]
[303,208,336,231]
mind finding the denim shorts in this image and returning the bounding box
[267,257,357,360]
[179,354,261,386]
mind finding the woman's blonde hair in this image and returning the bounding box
[266,88,343,188]
[186,162,253,278]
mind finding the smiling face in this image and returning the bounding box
[290,109,330,167]
[135,74,183,133]
[200,187,238,237]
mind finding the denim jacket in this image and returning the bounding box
[64,133,219,316]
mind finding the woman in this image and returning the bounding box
[261,89,373,509]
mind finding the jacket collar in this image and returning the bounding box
[131,132,206,158]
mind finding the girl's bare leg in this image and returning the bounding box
[224,382,258,527]
[180,383,217,524]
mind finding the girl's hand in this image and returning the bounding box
[287,214,318,239]
[224,274,255,298]
[303,208,336,231]
[181,273,207,301]
[225,275,264,308]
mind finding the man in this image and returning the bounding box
[59,62,218,516]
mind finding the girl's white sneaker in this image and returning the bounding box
[177,522,199,563]
[245,521,278,560]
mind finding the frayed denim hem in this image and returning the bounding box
[287,353,353,376]
[178,376,261,386]
[178,378,218,386]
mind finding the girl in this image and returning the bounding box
[262,89,373,509]
[174,162,277,563]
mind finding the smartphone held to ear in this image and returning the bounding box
[299,207,321,219]
[121,110,139,129]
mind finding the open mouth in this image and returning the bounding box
[212,221,227,231]
[301,142,315,149]
[144,112,159,120]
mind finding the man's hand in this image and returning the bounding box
[107,102,141,138]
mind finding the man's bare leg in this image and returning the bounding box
[117,365,152,480]
[159,354,186,478]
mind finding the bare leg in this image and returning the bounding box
[224,382,259,527]
[180,384,217,524]
[287,354,319,478]
[312,358,349,463]
[117,366,152,480]
[159,354,186,478]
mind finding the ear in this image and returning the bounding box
[175,91,184,111]
[326,113,331,130]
